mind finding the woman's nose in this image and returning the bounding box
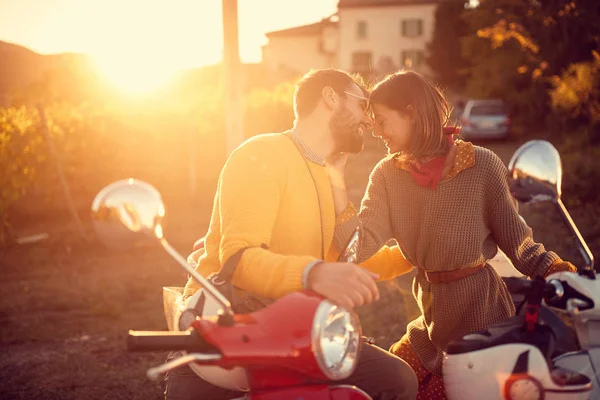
[363,118,374,135]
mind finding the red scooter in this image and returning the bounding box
[91,179,371,400]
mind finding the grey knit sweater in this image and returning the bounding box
[336,145,559,375]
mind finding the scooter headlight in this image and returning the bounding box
[311,300,361,380]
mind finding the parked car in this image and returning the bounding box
[459,99,510,140]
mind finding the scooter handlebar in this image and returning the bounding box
[127,329,219,354]
[502,277,562,302]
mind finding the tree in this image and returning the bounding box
[466,0,600,129]
[426,0,470,90]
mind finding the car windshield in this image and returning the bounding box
[470,104,506,116]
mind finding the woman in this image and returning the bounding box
[332,70,576,399]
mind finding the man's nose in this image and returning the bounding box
[372,123,382,138]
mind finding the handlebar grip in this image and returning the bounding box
[543,283,557,300]
[502,277,532,294]
[127,330,218,353]
[544,279,566,305]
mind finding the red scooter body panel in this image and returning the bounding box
[191,291,341,389]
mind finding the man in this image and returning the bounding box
[166,69,418,400]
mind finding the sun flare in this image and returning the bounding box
[94,56,180,95]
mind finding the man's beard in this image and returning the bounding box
[329,105,366,154]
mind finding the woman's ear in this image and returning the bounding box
[404,105,417,128]
[406,105,415,121]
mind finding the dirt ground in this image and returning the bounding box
[0,137,590,400]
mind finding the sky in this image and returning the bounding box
[0,0,338,69]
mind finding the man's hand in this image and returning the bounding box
[307,262,380,310]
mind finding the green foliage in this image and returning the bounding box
[0,107,44,244]
[549,52,600,128]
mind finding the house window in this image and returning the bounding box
[401,50,425,68]
[357,21,367,39]
[352,51,372,74]
[401,19,423,37]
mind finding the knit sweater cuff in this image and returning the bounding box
[279,260,311,294]
[529,251,561,278]
[390,247,409,277]
[336,202,357,224]
[543,258,577,278]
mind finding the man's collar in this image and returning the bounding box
[289,129,326,166]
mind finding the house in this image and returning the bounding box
[261,15,339,76]
[338,0,438,76]
[261,0,440,78]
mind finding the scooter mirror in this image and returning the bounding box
[507,140,561,204]
[91,179,165,250]
[91,179,236,318]
[508,140,595,274]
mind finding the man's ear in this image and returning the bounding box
[322,86,338,111]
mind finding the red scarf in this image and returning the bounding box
[407,127,460,190]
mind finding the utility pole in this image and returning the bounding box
[222,0,244,155]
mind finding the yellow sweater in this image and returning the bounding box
[183,132,413,299]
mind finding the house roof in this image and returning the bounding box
[338,0,440,7]
[265,15,338,38]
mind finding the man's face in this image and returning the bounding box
[329,83,372,154]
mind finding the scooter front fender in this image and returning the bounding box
[554,348,600,398]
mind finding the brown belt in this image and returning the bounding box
[422,263,485,284]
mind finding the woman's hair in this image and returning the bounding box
[369,70,454,161]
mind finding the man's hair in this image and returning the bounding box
[293,69,367,118]
[370,70,453,161]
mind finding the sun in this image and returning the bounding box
[93,55,181,95]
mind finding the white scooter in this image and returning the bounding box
[443,140,599,400]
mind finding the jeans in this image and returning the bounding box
[164,343,418,400]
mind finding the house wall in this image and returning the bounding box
[261,34,337,75]
[338,3,437,76]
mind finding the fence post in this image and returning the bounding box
[37,105,89,242]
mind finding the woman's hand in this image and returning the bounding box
[327,152,349,187]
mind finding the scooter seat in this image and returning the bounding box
[550,366,591,387]
[446,315,527,354]
[446,315,556,358]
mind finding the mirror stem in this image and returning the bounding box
[556,199,595,277]
[159,238,236,319]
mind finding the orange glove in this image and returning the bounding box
[544,259,577,278]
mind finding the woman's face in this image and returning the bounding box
[372,103,413,154]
